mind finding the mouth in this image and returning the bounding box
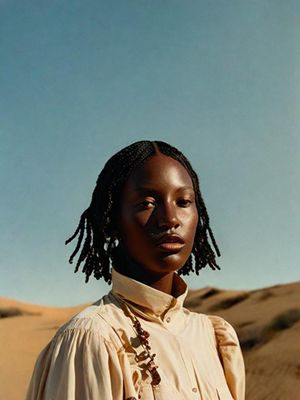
[154,234,185,253]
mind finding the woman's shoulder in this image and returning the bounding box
[53,292,122,348]
[206,314,240,346]
[26,294,125,399]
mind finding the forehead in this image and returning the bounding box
[123,154,194,193]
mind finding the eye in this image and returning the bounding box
[177,198,192,207]
[139,200,157,209]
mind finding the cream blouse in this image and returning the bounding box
[26,269,245,400]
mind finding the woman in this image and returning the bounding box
[26,140,245,400]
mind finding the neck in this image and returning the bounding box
[114,252,175,295]
[134,270,175,296]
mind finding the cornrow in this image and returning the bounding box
[65,140,221,283]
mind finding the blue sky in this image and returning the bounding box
[1,0,299,306]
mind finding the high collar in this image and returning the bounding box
[111,268,188,318]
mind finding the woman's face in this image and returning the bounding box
[117,154,199,278]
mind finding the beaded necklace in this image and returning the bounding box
[117,299,161,387]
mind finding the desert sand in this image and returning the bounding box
[1,281,299,400]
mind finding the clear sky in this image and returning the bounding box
[1,0,299,306]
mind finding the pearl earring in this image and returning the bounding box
[112,237,119,248]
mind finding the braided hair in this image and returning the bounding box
[65,140,221,284]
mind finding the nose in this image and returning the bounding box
[157,201,180,230]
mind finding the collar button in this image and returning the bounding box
[166,317,171,323]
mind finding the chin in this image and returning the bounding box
[153,253,189,273]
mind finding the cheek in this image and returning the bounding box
[182,207,198,230]
[186,211,199,247]
[119,217,155,265]
[192,213,199,235]
[119,211,150,247]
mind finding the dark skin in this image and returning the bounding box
[115,154,199,296]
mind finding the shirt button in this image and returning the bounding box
[192,387,198,393]
[166,317,171,323]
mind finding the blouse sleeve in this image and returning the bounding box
[208,315,246,400]
[25,327,123,400]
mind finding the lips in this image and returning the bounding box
[154,234,185,253]
[155,234,185,245]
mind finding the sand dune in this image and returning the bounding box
[0,298,85,400]
[1,281,299,400]
[185,282,300,400]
